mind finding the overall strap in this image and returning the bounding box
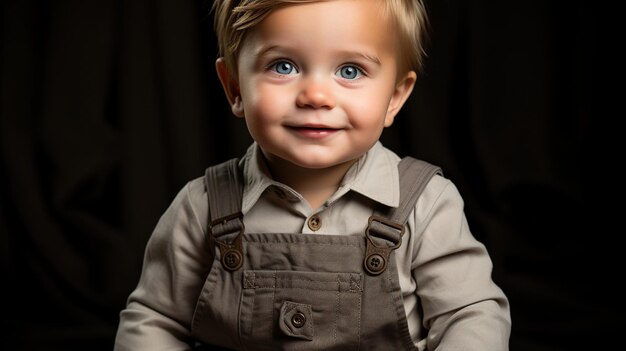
[385,157,443,224]
[364,157,442,275]
[204,158,245,271]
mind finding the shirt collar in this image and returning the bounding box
[240,144,275,214]
[240,141,399,214]
[340,141,399,207]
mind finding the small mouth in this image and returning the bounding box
[286,126,340,139]
[292,126,335,132]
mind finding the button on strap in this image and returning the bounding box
[210,212,245,271]
[204,159,246,272]
[363,215,404,275]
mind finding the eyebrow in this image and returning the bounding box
[254,45,381,66]
[254,45,289,59]
[340,50,381,66]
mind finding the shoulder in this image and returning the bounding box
[180,156,246,231]
[184,175,208,214]
[412,173,466,237]
[154,175,208,234]
[370,143,461,214]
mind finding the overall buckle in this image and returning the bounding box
[363,216,404,275]
[210,212,245,271]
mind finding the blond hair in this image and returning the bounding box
[212,0,428,75]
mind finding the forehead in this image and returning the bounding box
[241,0,397,60]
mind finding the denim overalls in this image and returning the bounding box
[190,157,440,350]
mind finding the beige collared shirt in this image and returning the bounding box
[115,142,511,350]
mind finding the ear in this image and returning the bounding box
[384,70,417,127]
[216,57,244,118]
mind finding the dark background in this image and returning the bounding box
[2,0,612,350]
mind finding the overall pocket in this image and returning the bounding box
[240,270,363,351]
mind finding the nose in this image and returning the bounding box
[296,76,335,110]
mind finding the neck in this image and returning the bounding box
[263,154,357,210]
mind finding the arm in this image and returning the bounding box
[114,179,212,351]
[412,180,511,350]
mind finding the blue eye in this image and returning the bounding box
[337,65,363,79]
[271,61,296,75]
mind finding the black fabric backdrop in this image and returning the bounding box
[1,1,612,350]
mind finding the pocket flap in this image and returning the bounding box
[278,301,314,341]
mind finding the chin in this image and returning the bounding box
[263,146,356,170]
[288,156,354,170]
[296,162,338,170]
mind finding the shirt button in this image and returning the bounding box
[307,215,322,231]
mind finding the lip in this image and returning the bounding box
[285,124,341,139]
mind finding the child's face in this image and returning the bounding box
[218,0,416,170]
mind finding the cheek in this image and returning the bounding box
[342,88,393,128]
[243,83,292,122]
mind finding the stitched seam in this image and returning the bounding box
[356,284,362,350]
[254,277,354,283]
[335,277,339,344]
[246,241,363,247]
[252,286,353,293]
[251,279,357,292]
[389,271,415,350]
[271,271,276,349]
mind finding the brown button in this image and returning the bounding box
[307,215,321,231]
[291,312,306,328]
[222,249,242,271]
[365,253,386,274]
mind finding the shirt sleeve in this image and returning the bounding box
[114,179,211,351]
[412,179,511,350]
